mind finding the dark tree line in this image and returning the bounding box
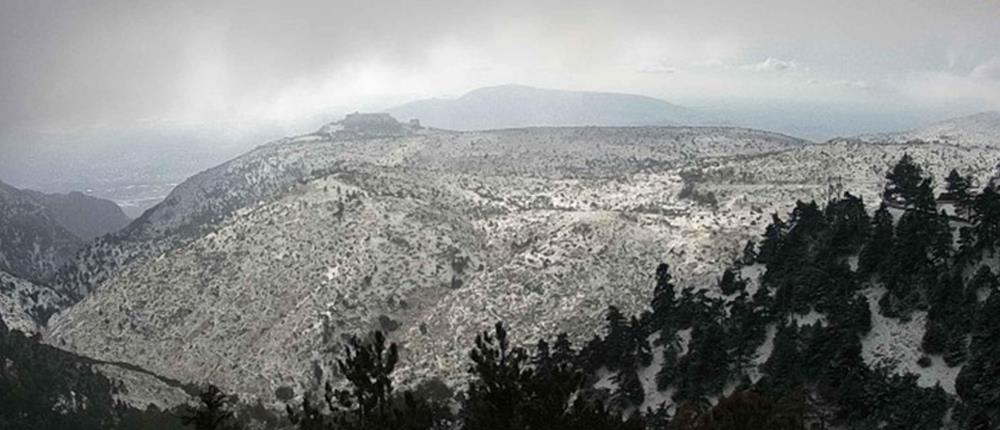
[0,317,188,430]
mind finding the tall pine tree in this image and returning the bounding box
[883,154,925,207]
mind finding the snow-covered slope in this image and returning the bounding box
[44,116,1000,404]
[46,125,808,399]
[860,111,1000,149]
[0,180,83,283]
[0,270,64,333]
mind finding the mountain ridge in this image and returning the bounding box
[386,85,696,130]
[0,180,84,283]
[857,110,1000,148]
[23,189,130,241]
[37,112,1000,412]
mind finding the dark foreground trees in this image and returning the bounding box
[0,317,187,430]
[668,391,806,430]
[285,331,449,430]
[183,385,237,430]
[463,322,643,430]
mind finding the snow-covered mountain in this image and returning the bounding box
[40,110,1000,408]
[859,111,1000,148]
[46,121,812,398]
[386,85,695,130]
[0,181,132,330]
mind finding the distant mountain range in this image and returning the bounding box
[386,84,697,130]
[0,180,128,283]
[383,85,978,141]
[22,189,131,242]
[860,111,1000,148]
[0,181,126,330]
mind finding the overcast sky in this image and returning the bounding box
[2,0,1000,137]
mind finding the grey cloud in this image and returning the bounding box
[2,0,1000,138]
[971,58,1000,81]
[743,58,801,73]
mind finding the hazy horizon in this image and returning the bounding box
[3,0,1000,133]
[3,0,1000,211]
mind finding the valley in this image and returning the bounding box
[28,112,999,409]
[0,109,997,430]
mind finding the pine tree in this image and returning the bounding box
[463,323,630,430]
[761,323,803,394]
[668,390,807,430]
[945,169,974,217]
[552,333,575,369]
[725,292,766,373]
[858,203,894,275]
[741,240,757,265]
[644,402,672,429]
[337,331,399,421]
[956,284,1000,414]
[656,343,680,391]
[718,268,744,296]
[675,320,729,401]
[650,263,677,329]
[525,335,584,430]
[825,192,871,255]
[612,365,645,409]
[913,178,937,213]
[969,266,997,298]
[966,412,992,430]
[286,331,444,430]
[603,306,629,369]
[287,395,328,430]
[578,335,606,375]
[972,186,1000,252]
[567,398,643,430]
[183,385,236,430]
[628,316,653,367]
[758,214,787,264]
[463,322,530,430]
[923,270,966,361]
[533,339,553,371]
[881,206,952,315]
[883,154,925,207]
[610,317,650,409]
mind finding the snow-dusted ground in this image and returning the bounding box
[0,270,64,333]
[860,111,1000,149]
[40,119,1000,404]
[790,310,828,327]
[861,287,961,394]
[747,324,777,384]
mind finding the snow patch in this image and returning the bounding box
[747,324,777,383]
[790,309,827,327]
[861,287,961,394]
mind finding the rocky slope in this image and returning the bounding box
[0,181,131,327]
[0,270,64,333]
[46,124,807,398]
[45,113,1000,404]
[0,180,83,283]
